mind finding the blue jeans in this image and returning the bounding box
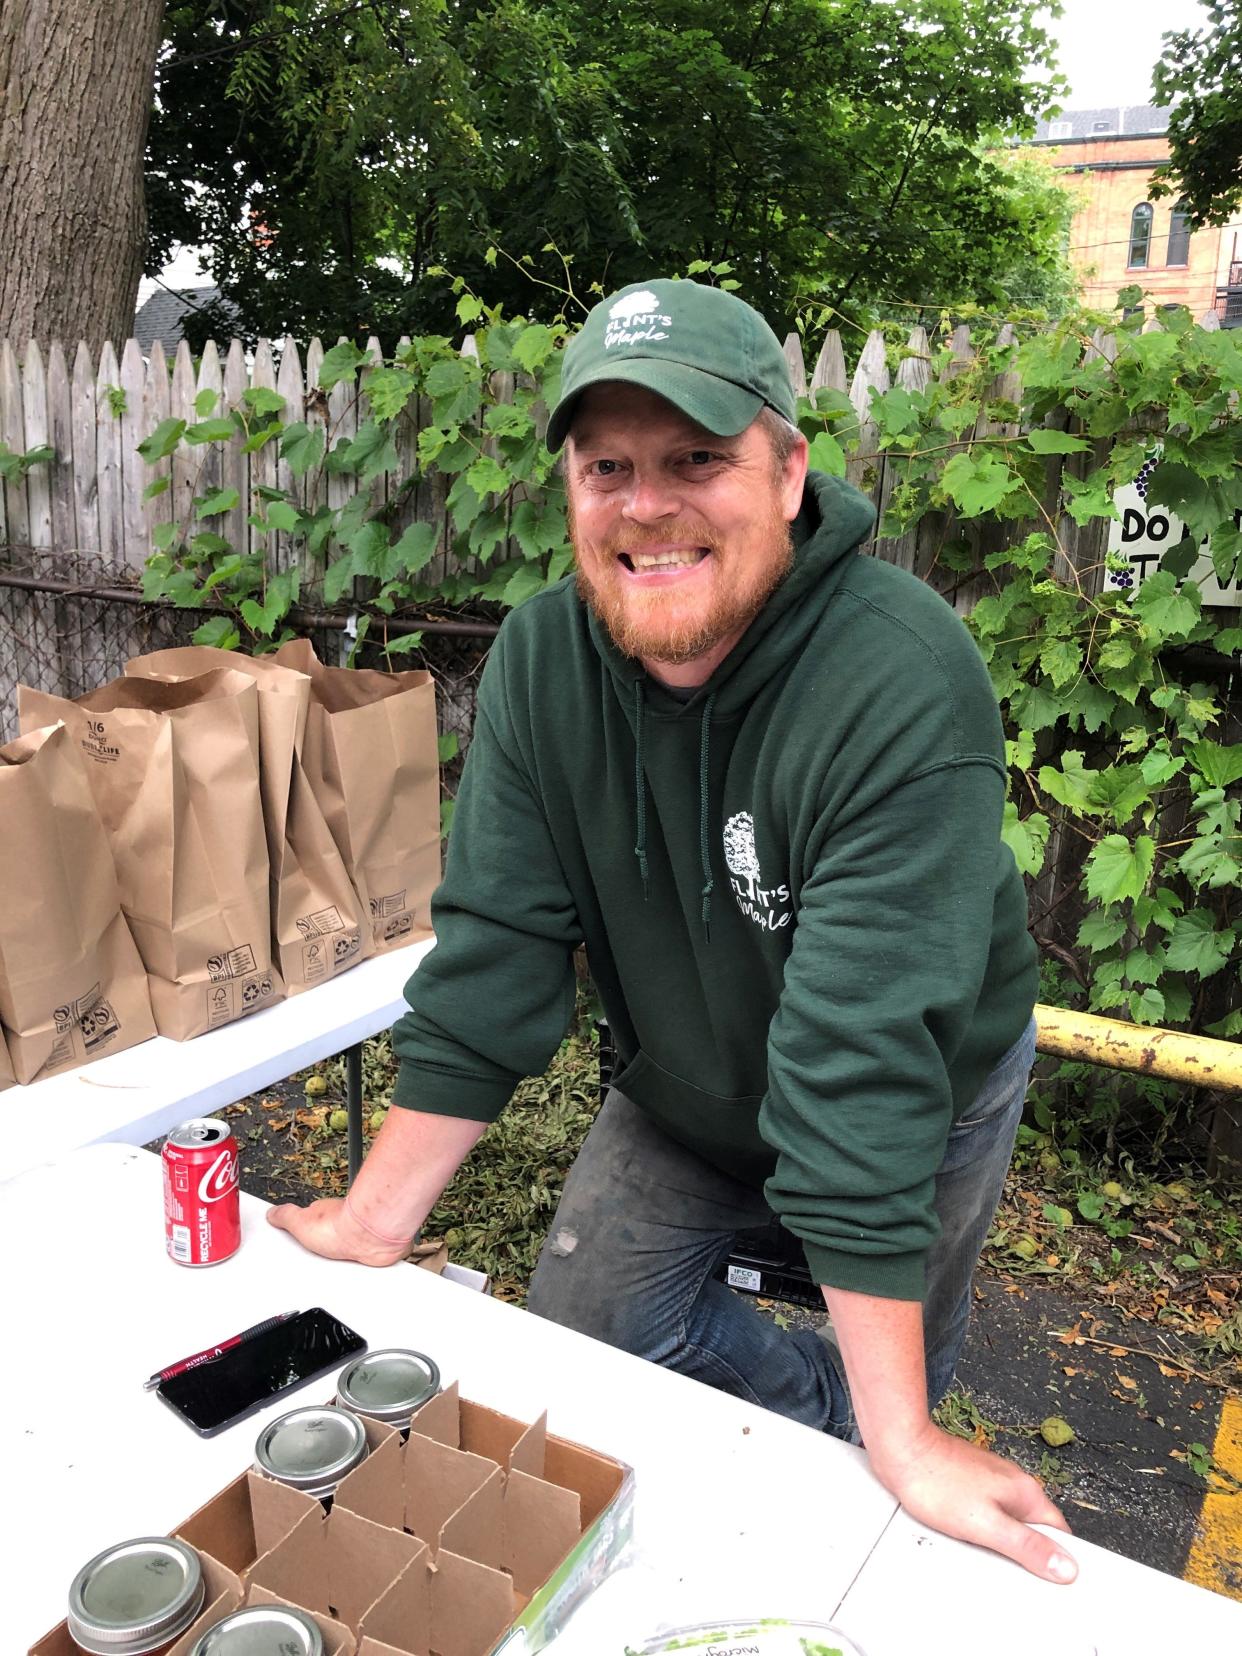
[527,1017,1037,1441]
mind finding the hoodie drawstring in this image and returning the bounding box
[632,681,717,941]
[698,692,717,942]
[633,682,650,898]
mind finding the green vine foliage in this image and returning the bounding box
[788,295,1240,1044]
[139,285,574,660]
[138,287,1242,1043]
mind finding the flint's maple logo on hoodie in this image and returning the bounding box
[723,810,792,932]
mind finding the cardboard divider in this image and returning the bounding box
[333,1420,406,1530]
[408,1382,544,1477]
[544,1434,629,1529]
[437,1465,506,1574]
[245,1504,426,1631]
[176,1467,322,1579]
[354,1547,519,1656]
[403,1436,498,1546]
[503,1468,583,1596]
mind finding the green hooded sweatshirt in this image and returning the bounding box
[391,471,1037,1299]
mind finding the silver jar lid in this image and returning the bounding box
[67,1536,204,1654]
[188,1604,325,1656]
[335,1347,440,1426]
[254,1405,369,1497]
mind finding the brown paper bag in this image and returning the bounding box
[19,669,281,1040]
[0,722,158,1082]
[274,639,440,953]
[0,1025,14,1092]
[125,646,372,995]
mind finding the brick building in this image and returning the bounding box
[1025,106,1242,325]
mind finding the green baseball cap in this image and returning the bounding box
[545,278,796,452]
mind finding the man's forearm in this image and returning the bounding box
[821,1284,932,1463]
[348,1106,489,1239]
[821,1282,1078,1583]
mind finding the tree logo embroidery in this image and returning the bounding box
[723,810,793,932]
[605,288,673,351]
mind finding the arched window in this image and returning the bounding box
[1128,203,1154,269]
[1167,199,1192,267]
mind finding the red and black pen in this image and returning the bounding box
[142,1310,300,1390]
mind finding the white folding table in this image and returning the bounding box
[6,1143,1240,1656]
[2,940,433,1184]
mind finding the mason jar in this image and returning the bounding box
[253,1404,369,1504]
[334,1347,440,1434]
[187,1603,325,1656]
[66,1536,204,1655]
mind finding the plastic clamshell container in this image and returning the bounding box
[632,1621,866,1656]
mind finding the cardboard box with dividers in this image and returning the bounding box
[30,1383,633,1656]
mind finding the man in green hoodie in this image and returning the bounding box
[270,279,1077,1584]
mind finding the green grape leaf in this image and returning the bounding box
[196,487,239,519]
[1001,803,1049,877]
[281,423,326,478]
[1164,909,1235,977]
[1084,833,1155,904]
[1026,428,1090,454]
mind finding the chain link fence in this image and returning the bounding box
[0,544,489,748]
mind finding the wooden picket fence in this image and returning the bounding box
[0,333,431,589]
[0,306,1231,692]
[8,316,1223,599]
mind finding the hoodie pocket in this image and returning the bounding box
[609,1049,772,1183]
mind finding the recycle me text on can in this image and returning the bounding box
[162,1117,241,1266]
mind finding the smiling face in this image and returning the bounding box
[565,383,808,681]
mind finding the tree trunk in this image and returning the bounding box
[0,0,165,353]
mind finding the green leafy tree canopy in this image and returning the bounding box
[147,0,1072,342]
[1152,0,1242,224]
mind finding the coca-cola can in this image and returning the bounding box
[162,1118,241,1266]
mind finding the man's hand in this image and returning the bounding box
[869,1421,1077,1584]
[266,1197,410,1267]
[266,1106,488,1266]
[822,1285,1078,1585]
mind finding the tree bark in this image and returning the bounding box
[0,0,165,353]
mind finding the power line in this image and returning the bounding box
[159,0,383,74]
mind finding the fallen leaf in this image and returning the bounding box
[268,1115,290,1132]
[1157,1363,1182,1378]
[1109,1345,1128,1357]
[1063,1366,1081,1377]
[1117,1375,1138,1390]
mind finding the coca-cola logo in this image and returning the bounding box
[198,1148,238,1204]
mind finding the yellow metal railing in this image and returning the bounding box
[1035,1005,1242,1093]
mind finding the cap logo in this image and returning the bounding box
[605,288,672,350]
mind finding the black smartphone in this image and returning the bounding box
[155,1307,367,1437]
